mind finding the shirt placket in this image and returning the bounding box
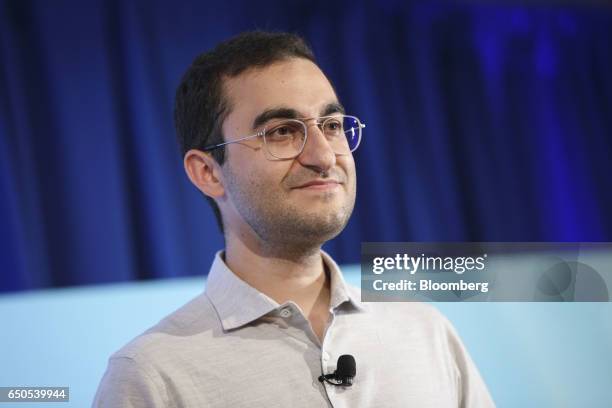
[274,302,340,407]
[319,310,339,406]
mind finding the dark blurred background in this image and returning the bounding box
[1,0,611,292]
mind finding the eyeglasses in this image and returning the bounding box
[201,114,365,160]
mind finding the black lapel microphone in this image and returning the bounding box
[318,354,356,386]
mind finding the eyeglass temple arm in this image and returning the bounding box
[201,131,265,151]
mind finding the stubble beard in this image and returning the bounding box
[224,165,355,255]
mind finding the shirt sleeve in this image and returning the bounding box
[432,314,495,408]
[92,357,167,408]
[440,315,496,408]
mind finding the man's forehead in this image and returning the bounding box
[222,58,339,128]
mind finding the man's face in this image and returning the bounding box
[218,58,357,245]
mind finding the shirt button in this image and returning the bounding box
[279,308,292,318]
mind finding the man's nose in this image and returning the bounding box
[296,123,336,172]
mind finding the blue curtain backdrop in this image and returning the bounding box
[1,1,611,292]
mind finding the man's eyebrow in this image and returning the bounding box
[251,102,346,130]
[252,108,300,130]
[320,102,345,117]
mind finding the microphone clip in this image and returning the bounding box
[318,373,354,387]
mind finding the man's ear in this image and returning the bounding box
[183,149,225,199]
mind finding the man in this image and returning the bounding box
[93,31,494,407]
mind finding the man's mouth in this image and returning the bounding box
[293,180,342,190]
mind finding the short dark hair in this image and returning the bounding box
[174,31,317,233]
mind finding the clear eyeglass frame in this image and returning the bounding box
[201,114,365,160]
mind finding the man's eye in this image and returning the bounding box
[274,126,291,136]
[266,123,302,140]
[324,120,343,133]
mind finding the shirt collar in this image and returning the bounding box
[205,250,367,331]
[320,250,367,313]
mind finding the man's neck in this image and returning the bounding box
[224,234,331,321]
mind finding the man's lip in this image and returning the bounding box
[293,180,342,189]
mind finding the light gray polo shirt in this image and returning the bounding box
[93,251,495,407]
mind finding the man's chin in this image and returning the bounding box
[245,200,355,244]
[288,212,350,241]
